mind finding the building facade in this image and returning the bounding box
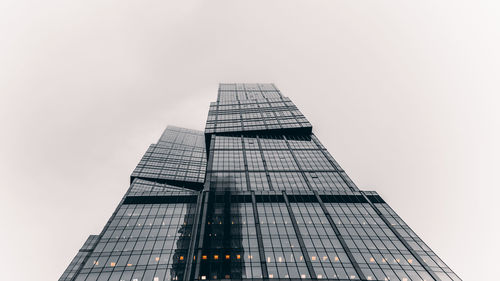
[60,84,460,281]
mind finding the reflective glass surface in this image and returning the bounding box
[61,84,460,281]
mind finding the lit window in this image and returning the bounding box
[154,278,159,281]
[202,255,207,260]
[127,263,132,266]
[236,254,241,259]
[180,256,184,261]
[201,276,206,280]
[155,257,160,262]
[311,256,317,261]
[110,262,116,267]
[214,255,219,260]
[225,255,230,260]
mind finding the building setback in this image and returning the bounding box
[60,84,461,281]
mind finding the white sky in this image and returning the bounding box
[1,1,499,280]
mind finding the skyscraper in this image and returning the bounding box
[60,84,460,281]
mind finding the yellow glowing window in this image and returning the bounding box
[311,256,317,261]
[127,263,133,267]
[236,254,241,259]
[93,260,99,265]
[225,255,230,260]
[408,259,413,264]
[334,256,339,262]
[202,255,207,260]
[248,255,253,259]
[369,257,375,263]
[301,274,306,278]
[214,255,219,260]
[110,262,116,267]
[155,257,160,262]
[322,256,328,261]
[269,274,274,278]
[201,276,206,280]
[318,274,323,279]
[180,256,184,260]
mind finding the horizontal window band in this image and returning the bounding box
[210,148,328,151]
[123,192,384,205]
[130,176,204,191]
[207,170,339,173]
[123,195,198,205]
[206,127,312,139]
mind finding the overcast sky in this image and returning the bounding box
[1,1,499,280]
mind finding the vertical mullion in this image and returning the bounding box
[251,192,269,279]
[360,192,441,281]
[313,191,368,281]
[193,191,211,280]
[256,135,274,191]
[282,192,317,279]
[183,191,205,281]
[283,135,313,192]
[241,135,251,191]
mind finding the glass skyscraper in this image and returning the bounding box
[60,84,460,281]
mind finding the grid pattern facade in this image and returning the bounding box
[205,83,311,135]
[61,83,460,281]
[207,134,356,192]
[71,202,196,281]
[60,236,100,281]
[131,126,206,189]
